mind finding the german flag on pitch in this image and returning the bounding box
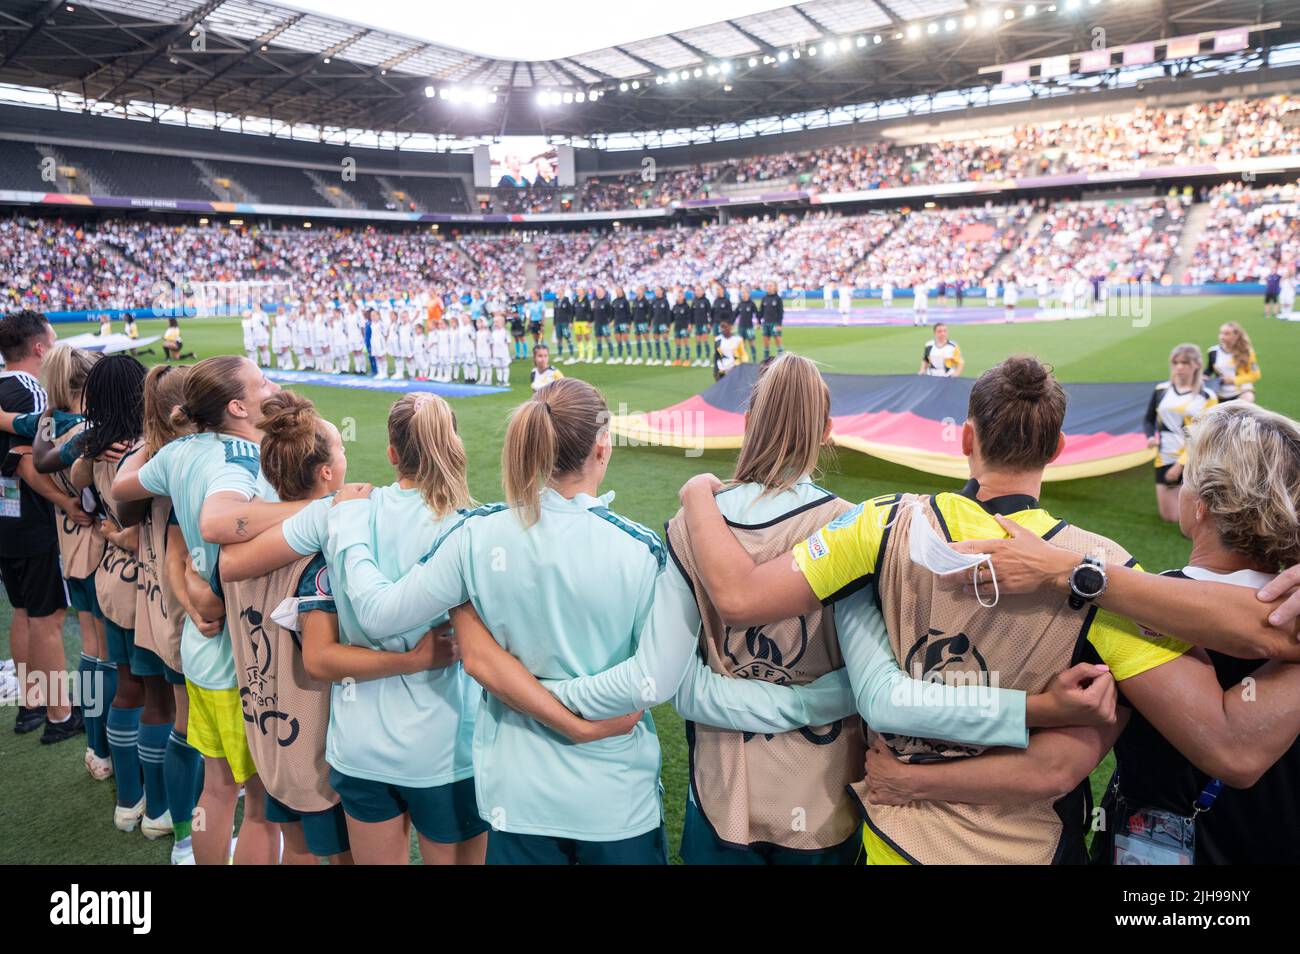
[609,364,1155,481]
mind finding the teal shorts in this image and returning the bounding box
[104,618,166,676]
[65,574,99,614]
[694,323,710,336]
[634,322,650,335]
[614,322,630,334]
[762,322,782,337]
[329,769,488,844]
[739,326,755,341]
[486,823,668,866]
[680,799,862,865]
[674,326,689,340]
[555,323,572,341]
[266,794,350,857]
[594,323,611,338]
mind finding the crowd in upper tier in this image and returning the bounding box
[2,181,1297,314]
[577,94,1300,210]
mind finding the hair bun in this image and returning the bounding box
[1000,354,1049,398]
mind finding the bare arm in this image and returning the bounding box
[183,563,224,623]
[451,603,643,745]
[957,514,1300,661]
[97,520,138,553]
[199,492,310,546]
[1119,649,1300,788]
[300,611,457,684]
[678,475,820,627]
[165,523,222,638]
[218,525,302,582]
[865,721,1123,806]
[69,455,95,492]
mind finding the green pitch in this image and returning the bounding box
[2,296,1295,863]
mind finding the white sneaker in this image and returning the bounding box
[171,835,195,865]
[88,750,113,781]
[114,796,146,833]
[0,670,18,705]
[142,810,173,840]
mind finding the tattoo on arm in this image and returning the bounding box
[235,518,248,537]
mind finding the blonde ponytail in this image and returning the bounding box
[503,378,607,527]
[388,393,472,517]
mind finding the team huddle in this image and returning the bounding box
[4,300,1300,867]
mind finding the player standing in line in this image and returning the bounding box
[508,299,526,362]
[610,285,631,364]
[631,285,651,365]
[691,284,712,367]
[253,310,271,368]
[573,286,593,363]
[241,312,257,364]
[650,285,671,367]
[1280,269,1296,321]
[671,287,691,366]
[760,280,784,360]
[411,323,429,381]
[1145,344,1218,523]
[456,313,477,383]
[917,322,964,378]
[347,305,367,374]
[881,275,894,310]
[985,274,997,310]
[590,285,611,364]
[475,317,493,384]
[911,278,928,327]
[735,287,757,364]
[273,308,294,370]
[331,313,350,375]
[491,315,512,387]
[293,308,311,372]
[839,278,853,324]
[1205,321,1261,405]
[711,283,734,345]
[553,287,575,365]
[1004,275,1019,323]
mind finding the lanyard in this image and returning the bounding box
[1191,778,1223,816]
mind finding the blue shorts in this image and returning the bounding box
[486,823,668,866]
[328,769,488,844]
[679,799,862,866]
[65,574,99,614]
[265,794,350,857]
[163,664,186,686]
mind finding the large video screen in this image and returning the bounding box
[488,137,559,188]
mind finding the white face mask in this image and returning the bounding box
[891,501,999,608]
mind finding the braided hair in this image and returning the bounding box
[81,354,147,460]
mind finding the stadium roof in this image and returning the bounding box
[0,0,1296,142]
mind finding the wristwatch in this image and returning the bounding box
[1067,555,1107,610]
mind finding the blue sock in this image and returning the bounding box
[90,660,116,759]
[139,721,173,820]
[106,705,143,808]
[77,653,97,750]
[164,728,204,838]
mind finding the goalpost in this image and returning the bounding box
[187,280,295,318]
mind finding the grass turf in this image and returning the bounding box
[1,296,1295,864]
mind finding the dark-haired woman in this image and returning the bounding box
[111,355,301,864]
[188,391,355,864]
[70,354,175,838]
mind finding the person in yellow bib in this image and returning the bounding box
[678,355,1300,865]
